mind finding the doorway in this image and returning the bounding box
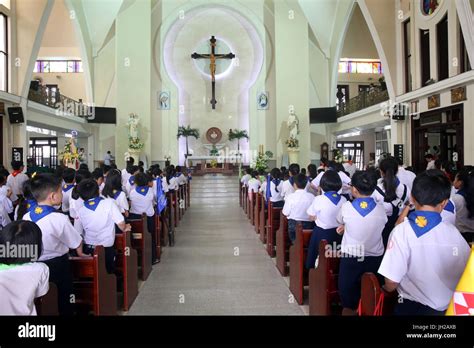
[336,141,364,170]
[28,137,58,169]
[412,105,463,173]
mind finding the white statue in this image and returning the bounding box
[287,110,299,140]
[127,113,140,139]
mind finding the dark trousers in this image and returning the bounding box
[394,298,445,316]
[83,244,116,274]
[305,225,341,269]
[41,254,74,316]
[288,219,315,243]
[128,213,157,263]
[270,200,285,208]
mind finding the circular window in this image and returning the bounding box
[421,0,441,16]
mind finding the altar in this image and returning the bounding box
[187,156,235,176]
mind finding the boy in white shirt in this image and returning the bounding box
[336,170,388,315]
[379,170,470,315]
[281,163,300,200]
[121,158,135,190]
[282,173,315,243]
[247,171,261,198]
[23,173,84,316]
[75,179,131,273]
[0,220,49,315]
[396,158,416,191]
[61,168,76,215]
[128,172,158,264]
[0,174,13,228]
[6,161,29,204]
[305,171,347,269]
[240,168,252,187]
[175,166,187,186]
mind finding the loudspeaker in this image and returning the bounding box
[8,107,25,124]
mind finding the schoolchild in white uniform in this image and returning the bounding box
[61,168,76,214]
[124,165,141,198]
[372,157,410,247]
[247,171,261,199]
[306,164,319,195]
[175,166,187,186]
[69,170,91,220]
[336,170,388,316]
[451,169,474,243]
[128,172,158,264]
[265,168,284,208]
[280,163,300,200]
[92,168,105,194]
[75,179,131,274]
[240,168,252,187]
[23,173,84,316]
[396,158,416,191]
[121,158,135,191]
[311,162,351,197]
[6,161,29,204]
[101,170,129,217]
[0,175,13,228]
[305,171,347,269]
[165,167,179,192]
[282,173,316,243]
[0,220,50,315]
[379,170,470,315]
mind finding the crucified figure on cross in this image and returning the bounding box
[191,36,235,109]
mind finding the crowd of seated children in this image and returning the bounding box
[336,170,388,316]
[379,170,470,315]
[282,173,315,243]
[0,220,50,315]
[305,171,346,269]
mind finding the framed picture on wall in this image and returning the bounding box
[257,91,269,110]
[158,91,170,110]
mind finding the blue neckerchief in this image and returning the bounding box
[188,174,192,181]
[156,178,167,215]
[26,199,37,213]
[128,176,135,186]
[324,191,342,206]
[30,205,56,223]
[289,177,294,186]
[408,210,442,238]
[265,174,272,201]
[136,186,149,196]
[352,197,377,217]
[456,189,466,199]
[175,173,181,178]
[62,184,74,192]
[113,190,122,200]
[444,200,455,213]
[394,177,400,186]
[272,178,281,193]
[84,197,103,212]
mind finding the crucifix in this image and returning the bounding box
[191,36,235,109]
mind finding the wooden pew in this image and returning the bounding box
[359,273,396,316]
[266,202,282,257]
[70,245,117,315]
[35,282,59,316]
[177,186,183,221]
[243,186,248,214]
[239,181,243,207]
[259,194,267,243]
[308,240,341,315]
[254,192,261,233]
[276,213,289,276]
[182,183,187,212]
[154,214,162,259]
[114,231,139,311]
[289,224,313,305]
[128,216,152,281]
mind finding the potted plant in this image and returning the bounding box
[228,129,249,156]
[253,151,273,172]
[177,125,200,159]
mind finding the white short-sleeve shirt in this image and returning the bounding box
[130,187,155,217]
[441,199,456,226]
[280,179,295,200]
[68,196,84,220]
[240,174,251,186]
[6,173,29,202]
[397,167,416,191]
[61,184,75,213]
[337,199,387,257]
[23,211,83,261]
[0,194,13,227]
[282,189,314,222]
[267,180,284,202]
[247,178,261,195]
[307,193,347,229]
[75,198,124,247]
[372,180,410,217]
[378,217,470,311]
[0,263,49,315]
[311,171,351,195]
[452,193,474,233]
[104,190,129,214]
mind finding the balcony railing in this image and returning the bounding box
[28,85,91,118]
[336,88,389,117]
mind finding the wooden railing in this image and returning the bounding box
[337,88,389,117]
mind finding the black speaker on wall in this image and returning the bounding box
[8,107,25,124]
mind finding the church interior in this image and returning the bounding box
[1,0,474,329]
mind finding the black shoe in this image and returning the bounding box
[152,259,160,265]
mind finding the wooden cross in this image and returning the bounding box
[191,36,235,109]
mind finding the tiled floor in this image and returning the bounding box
[128,175,305,315]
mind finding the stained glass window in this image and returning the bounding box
[421,0,440,16]
[338,59,383,74]
[33,59,83,73]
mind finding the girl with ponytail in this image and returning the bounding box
[265,168,284,208]
[373,157,410,247]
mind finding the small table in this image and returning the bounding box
[187,156,233,176]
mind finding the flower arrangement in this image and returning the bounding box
[59,138,82,167]
[210,159,218,168]
[332,149,343,163]
[253,150,273,171]
[129,137,144,150]
[286,137,299,148]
